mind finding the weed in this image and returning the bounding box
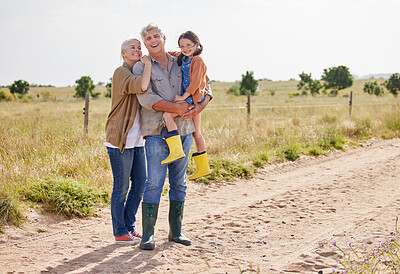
[284,145,300,161]
[354,118,373,137]
[309,147,323,156]
[24,178,108,218]
[333,217,400,273]
[330,136,346,150]
[0,192,23,231]
[253,152,269,168]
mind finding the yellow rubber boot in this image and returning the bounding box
[189,152,211,180]
[161,135,185,165]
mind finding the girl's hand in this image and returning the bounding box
[141,55,151,65]
[173,95,185,102]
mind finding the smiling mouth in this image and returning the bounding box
[151,44,159,48]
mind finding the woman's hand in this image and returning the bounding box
[141,55,151,65]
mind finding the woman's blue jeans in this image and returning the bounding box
[143,128,193,204]
[107,146,146,237]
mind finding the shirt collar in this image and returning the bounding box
[149,52,175,64]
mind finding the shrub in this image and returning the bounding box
[4,93,14,101]
[40,90,54,101]
[226,85,240,96]
[363,81,384,96]
[0,90,6,101]
[24,178,108,218]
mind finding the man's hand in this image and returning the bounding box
[182,95,211,119]
[175,101,191,116]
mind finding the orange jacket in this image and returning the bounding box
[168,52,209,104]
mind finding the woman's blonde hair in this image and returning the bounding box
[120,38,140,60]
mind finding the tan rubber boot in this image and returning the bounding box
[189,152,211,180]
[161,135,185,165]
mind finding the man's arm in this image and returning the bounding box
[153,100,191,116]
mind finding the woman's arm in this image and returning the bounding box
[141,55,152,91]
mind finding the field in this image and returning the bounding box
[1,79,400,272]
[1,79,400,222]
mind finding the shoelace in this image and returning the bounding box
[126,232,135,240]
[130,231,142,238]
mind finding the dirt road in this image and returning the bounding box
[2,138,400,273]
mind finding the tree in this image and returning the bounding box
[9,80,29,97]
[297,72,323,96]
[383,73,400,97]
[240,71,258,95]
[105,77,112,98]
[74,76,96,98]
[321,66,353,95]
[363,81,384,96]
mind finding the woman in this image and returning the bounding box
[104,38,151,244]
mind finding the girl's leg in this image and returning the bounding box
[192,113,206,153]
[162,112,178,132]
[188,113,211,180]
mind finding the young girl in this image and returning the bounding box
[162,31,211,180]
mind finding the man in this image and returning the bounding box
[133,23,212,250]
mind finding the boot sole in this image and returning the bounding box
[189,171,211,180]
[161,155,185,165]
[168,237,191,246]
[139,243,155,250]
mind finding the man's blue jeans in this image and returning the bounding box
[143,128,193,204]
[107,146,146,237]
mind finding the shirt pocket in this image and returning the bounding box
[173,72,182,93]
[150,76,164,95]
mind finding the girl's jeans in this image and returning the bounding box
[107,146,146,237]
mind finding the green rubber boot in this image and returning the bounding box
[139,203,159,250]
[168,200,191,246]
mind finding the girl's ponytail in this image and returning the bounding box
[177,53,184,66]
[193,43,203,57]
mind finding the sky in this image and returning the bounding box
[0,0,399,87]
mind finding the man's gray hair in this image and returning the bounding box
[140,23,164,40]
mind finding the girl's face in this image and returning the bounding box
[179,38,198,58]
[122,40,142,63]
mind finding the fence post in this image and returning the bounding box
[247,90,251,118]
[349,91,353,117]
[83,93,90,137]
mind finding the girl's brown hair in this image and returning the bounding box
[177,31,203,66]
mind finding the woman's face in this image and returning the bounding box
[122,40,142,63]
[179,38,198,58]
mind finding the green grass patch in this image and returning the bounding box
[308,147,323,156]
[0,192,23,233]
[24,178,108,218]
[283,145,300,161]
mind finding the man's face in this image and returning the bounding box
[143,28,165,56]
